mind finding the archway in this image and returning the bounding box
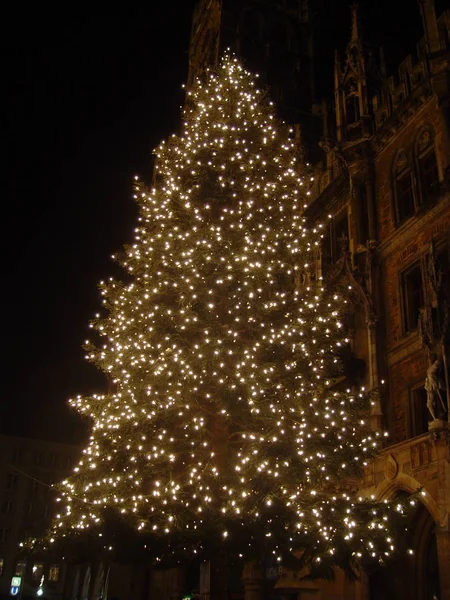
[367,497,440,600]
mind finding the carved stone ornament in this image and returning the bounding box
[384,453,398,480]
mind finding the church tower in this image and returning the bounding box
[333,1,374,143]
[186,0,315,126]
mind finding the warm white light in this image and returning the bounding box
[49,52,405,568]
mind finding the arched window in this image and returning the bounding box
[394,151,415,224]
[416,127,439,202]
[345,79,360,125]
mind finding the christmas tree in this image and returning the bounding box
[50,55,413,581]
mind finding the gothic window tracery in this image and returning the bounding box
[345,78,360,125]
[415,127,439,203]
[393,151,416,224]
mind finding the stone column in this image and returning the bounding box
[168,566,186,600]
[365,180,376,242]
[366,315,383,430]
[436,526,450,600]
[242,562,264,600]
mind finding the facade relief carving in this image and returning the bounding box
[419,242,450,423]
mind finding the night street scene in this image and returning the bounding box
[2,1,450,599]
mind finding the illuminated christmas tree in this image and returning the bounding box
[51,55,413,583]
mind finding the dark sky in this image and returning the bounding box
[2,0,445,443]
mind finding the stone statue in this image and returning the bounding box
[425,354,446,421]
[419,241,450,421]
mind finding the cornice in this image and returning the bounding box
[378,195,450,261]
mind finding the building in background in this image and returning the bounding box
[0,435,80,600]
[184,1,450,599]
[4,2,447,600]
[305,2,449,597]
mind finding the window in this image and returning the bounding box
[6,473,18,490]
[332,211,349,259]
[410,385,430,437]
[346,94,360,125]
[394,152,416,224]
[0,529,9,543]
[402,263,424,334]
[32,563,44,581]
[12,449,22,464]
[33,451,43,466]
[47,452,57,467]
[321,211,349,271]
[15,561,26,577]
[1,500,12,515]
[48,564,60,582]
[436,245,450,289]
[416,128,439,202]
[0,557,4,577]
[345,78,360,125]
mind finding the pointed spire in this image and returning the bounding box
[350,1,362,46]
[334,49,341,89]
[417,0,441,54]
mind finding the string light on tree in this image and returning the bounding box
[50,53,412,575]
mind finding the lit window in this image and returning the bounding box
[48,564,60,582]
[15,561,26,577]
[416,128,439,202]
[401,263,424,334]
[0,558,4,577]
[32,563,44,581]
[394,152,415,224]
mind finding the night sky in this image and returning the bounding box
[2,1,445,443]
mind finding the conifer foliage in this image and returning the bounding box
[51,55,411,575]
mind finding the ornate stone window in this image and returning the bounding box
[345,78,360,125]
[393,151,416,224]
[416,127,439,203]
[321,209,349,270]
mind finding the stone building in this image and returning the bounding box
[184,1,450,599]
[0,434,79,600]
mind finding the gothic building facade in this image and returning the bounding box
[184,1,450,599]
